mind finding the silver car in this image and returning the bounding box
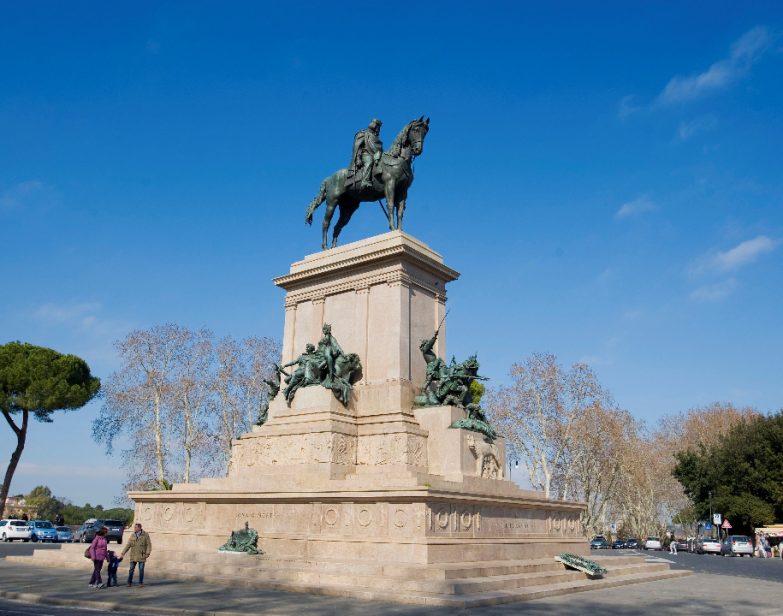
[697,537,722,554]
[721,535,753,557]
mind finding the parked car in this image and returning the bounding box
[674,539,688,551]
[697,537,722,554]
[0,519,31,542]
[76,519,126,544]
[625,538,640,549]
[74,520,94,543]
[644,537,662,550]
[722,535,753,557]
[611,539,626,549]
[28,520,58,542]
[590,536,609,549]
[55,526,74,543]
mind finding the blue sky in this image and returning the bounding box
[2,2,782,506]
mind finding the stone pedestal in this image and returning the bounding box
[126,231,595,605]
[274,231,457,417]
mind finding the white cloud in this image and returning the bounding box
[657,26,771,105]
[32,301,130,339]
[618,94,640,118]
[17,462,124,480]
[690,235,777,276]
[677,115,718,141]
[690,278,737,302]
[712,235,777,272]
[0,180,45,211]
[615,195,657,219]
[34,302,102,325]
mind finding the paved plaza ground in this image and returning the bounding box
[1,546,782,615]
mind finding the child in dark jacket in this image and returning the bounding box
[106,550,122,587]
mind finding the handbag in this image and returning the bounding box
[84,547,91,559]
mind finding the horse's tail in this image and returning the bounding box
[305,180,327,225]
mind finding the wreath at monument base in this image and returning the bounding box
[555,553,607,578]
[450,417,498,442]
[218,522,263,555]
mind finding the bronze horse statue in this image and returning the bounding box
[305,117,430,250]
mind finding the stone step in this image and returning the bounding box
[5,547,688,607]
[8,545,649,583]
[448,561,670,595]
[130,566,690,607]
[82,555,671,596]
[451,568,692,608]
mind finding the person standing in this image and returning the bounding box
[121,523,152,587]
[669,533,677,554]
[762,534,770,558]
[106,550,121,586]
[88,527,108,588]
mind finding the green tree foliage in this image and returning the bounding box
[673,412,783,534]
[0,342,100,517]
[25,485,64,521]
[59,503,134,526]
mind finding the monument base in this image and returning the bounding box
[12,465,687,607]
[5,232,688,604]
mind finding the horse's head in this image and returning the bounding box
[390,117,430,158]
[407,116,430,156]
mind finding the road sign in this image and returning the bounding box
[721,519,732,530]
[713,513,722,525]
[703,522,713,530]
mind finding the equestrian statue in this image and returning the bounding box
[305,116,430,250]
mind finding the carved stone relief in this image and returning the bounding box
[357,433,427,468]
[228,432,357,475]
[466,433,503,479]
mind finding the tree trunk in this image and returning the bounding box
[0,410,29,518]
[153,391,166,488]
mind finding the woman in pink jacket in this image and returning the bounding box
[88,527,109,588]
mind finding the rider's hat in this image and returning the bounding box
[369,118,382,128]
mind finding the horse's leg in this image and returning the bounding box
[397,198,407,230]
[322,197,338,250]
[384,182,396,230]
[332,202,358,248]
[305,180,327,225]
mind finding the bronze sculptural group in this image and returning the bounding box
[218,521,262,555]
[277,324,361,407]
[305,117,430,250]
[256,365,282,426]
[415,328,498,442]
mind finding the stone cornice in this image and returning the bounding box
[128,487,587,512]
[274,232,459,291]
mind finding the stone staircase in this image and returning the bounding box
[8,544,689,607]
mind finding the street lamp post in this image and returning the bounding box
[508,458,518,482]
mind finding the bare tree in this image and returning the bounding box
[94,326,280,490]
[485,353,607,499]
[169,328,215,483]
[611,430,672,540]
[212,336,280,465]
[567,404,635,537]
[659,401,759,452]
[93,325,189,489]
